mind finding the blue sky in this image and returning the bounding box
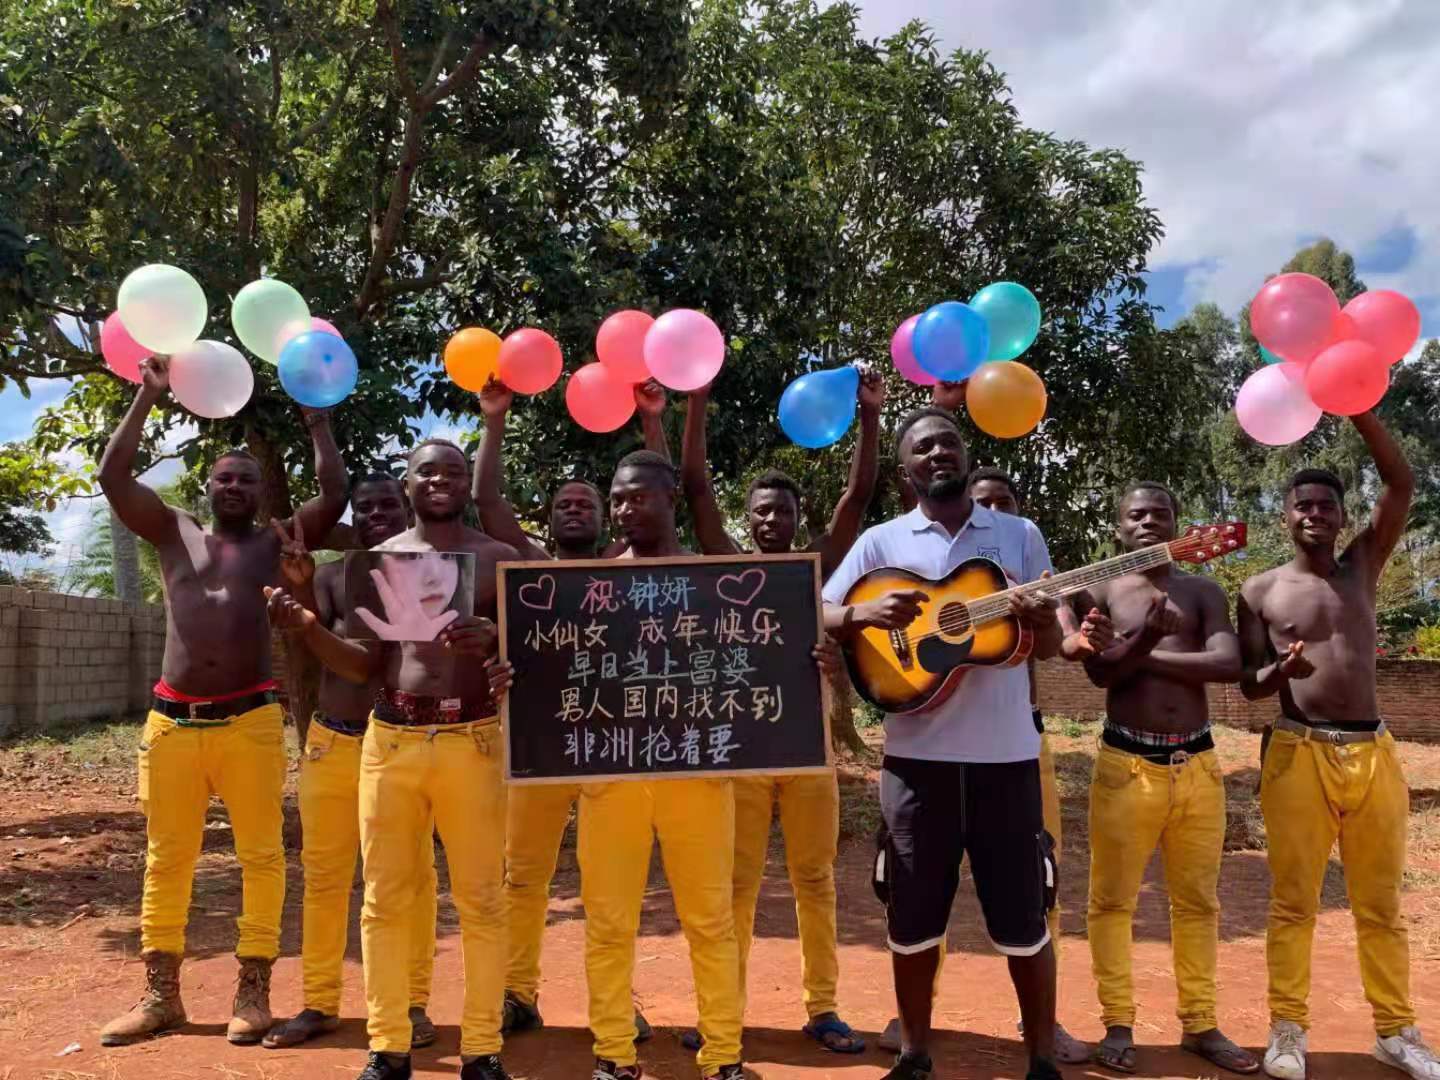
[9,0,1438,570]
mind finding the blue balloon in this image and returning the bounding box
[913,301,990,380]
[778,365,860,449]
[1260,345,1285,365]
[278,331,358,408]
[970,281,1041,361]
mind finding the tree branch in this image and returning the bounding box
[375,0,420,109]
[419,28,457,98]
[269,43,283,127]
[380,269,453,298]
[290,45,366,148]
[422,31,498,109]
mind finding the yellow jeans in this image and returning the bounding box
[1262,728,1413,1035]
[359,717,507,1056]
[299,723,437,1016]
[1087,743,1225,1034]
[578,779,742,1071]
[732,771,838,1019]
[137,704,286,958]
[504,781,582,1004]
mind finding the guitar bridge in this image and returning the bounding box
[889,627,913,671]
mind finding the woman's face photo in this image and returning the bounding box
[380,552,461,619]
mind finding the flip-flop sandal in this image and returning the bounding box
[803,1015,866,1054]
[1181,1034,1261,1075]
[262,1009,340,1049]
[410,1007,438,1049]
[1054,1023,1091,1065]
[1095,1033,1137,1074]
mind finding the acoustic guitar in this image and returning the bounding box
[840,523,1247,714]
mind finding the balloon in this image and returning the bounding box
[231,278,311,364]
[890,314,936,386]
[497,328,563,394]
[278,331,359,409]
[912,301,990,381]
[778,365,860,449]
[312,316,342,337]
[169,340,255,419]
[1342,290,1420,364]
[1249,273,1340,365]
[969,282,1041,361]
[965,361,1047,439]
[1304,340,1390,416]
[116,264,207,353]
[444,327,502,392]
[596,310,655,384]
[565,363,637,433]
[1259,345,1286,365]
[100,311,151,383]
[644,309,725,391]
[1234,363,1321,446]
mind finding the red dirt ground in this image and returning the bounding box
[3,721,1439,1080]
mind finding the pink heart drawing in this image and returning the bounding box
[716,568,766,607]
[518,574,556,612]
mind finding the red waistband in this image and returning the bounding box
[153,678,279,704]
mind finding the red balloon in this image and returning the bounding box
[1342,290,1420,364]
[565,362,637,432]
[596,310,654,384]
[497,328,562,394]
[1250,273,1340,365]
[1304,340,1390,416]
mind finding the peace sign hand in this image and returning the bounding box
[355,567,459,641]
[272,518,314,588]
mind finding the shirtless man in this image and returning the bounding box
[263,475,440,1051]
[677,372,884,1056]
[98,357,347,1046]
[1238,413,1439,1080]
[473,378,663,1039]
[268,438,516,1080]
[1059,482,1257,1075]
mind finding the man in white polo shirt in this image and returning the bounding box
[823,406,1066,1080]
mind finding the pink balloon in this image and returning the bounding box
[890,314,937,386]
[498,328,563,395]
[566,362,637,433]
[311,316,342,338]
[100,311,151,383]
[643,309,725,391]
[1305,340,1390,415]
[1342,290,1420,364]
[596,310,654,384]
[1235,363,1322,446]
[1250,273,1341,365]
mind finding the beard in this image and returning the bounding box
[417,502,465,523]
[924,475,968,501]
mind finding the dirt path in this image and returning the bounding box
[3,722,1438,1079]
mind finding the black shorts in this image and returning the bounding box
[874,755,1055,956]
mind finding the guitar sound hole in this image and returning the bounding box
[935,601,971,639]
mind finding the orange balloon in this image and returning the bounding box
[444,327,501,392]
[965,361,1047,439]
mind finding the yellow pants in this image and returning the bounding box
[504,781,582,1004]
[359,717,507,1056]
[299,723,437,1015]
[137,704,286,958]
[1262,728,1413,1035]
[578,779,742,1072]
[1087,743,1224,1034]
[732,772,839,1019]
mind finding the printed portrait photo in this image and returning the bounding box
[344,549,476,642]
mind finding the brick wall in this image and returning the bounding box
[0,586,166,738]
[1035,656,1440,743]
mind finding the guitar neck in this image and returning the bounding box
[964,544,1174,627]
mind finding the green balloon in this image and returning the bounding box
[1260,345,1285,365]
[232,278,310,364]
[970,281,1042,361]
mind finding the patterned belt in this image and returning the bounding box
[1105,720,1212,747]
[313,710,368,738]
[374,687,493,726]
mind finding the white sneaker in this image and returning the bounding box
[1264,1020,1307,1079]
[1376,1027,1440,1080]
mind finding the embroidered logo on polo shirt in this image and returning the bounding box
[977,546,1002,562]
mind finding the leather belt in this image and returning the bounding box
[152,690,277,726]
[1274,715,1386,745]
[374,687,492,727]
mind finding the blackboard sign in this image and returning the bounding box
[498,554,831,783]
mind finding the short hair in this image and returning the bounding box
[214,448,258,468]
[1120,480,1180,517]
[747,469,802,507]
[895,406,962,460]
[613,449,677,491]
[353,471,404,497]
[967,466,1019,500]
[552,478,603,505]
[1288,468,1344,503]
[407,438,467,468]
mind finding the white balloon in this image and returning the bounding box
[169,340,255,419]
[116,264,208,353]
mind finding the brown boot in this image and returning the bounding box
[99,950,186,1046]
[226,956,274,1044]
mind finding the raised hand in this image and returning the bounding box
[139,356,170,397]
[861,589,929,631]
[271,517,314,588]
[634,378,667,416]
[858,370,886,415]
[439,615,498,657]
[264,585,316,632]
[1277,640,1314,680]
[479,377,515,419]
[931,380,966,412]
[354,567,459,641]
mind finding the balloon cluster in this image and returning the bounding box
[443,309,726,434]
[1236,274,1418,445]
[890,282,1048,439]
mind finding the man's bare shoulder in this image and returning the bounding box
[1181,571,1230,605]
[1240,564,1286,607]
[467,529,520,563]
[373,530,422,552]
